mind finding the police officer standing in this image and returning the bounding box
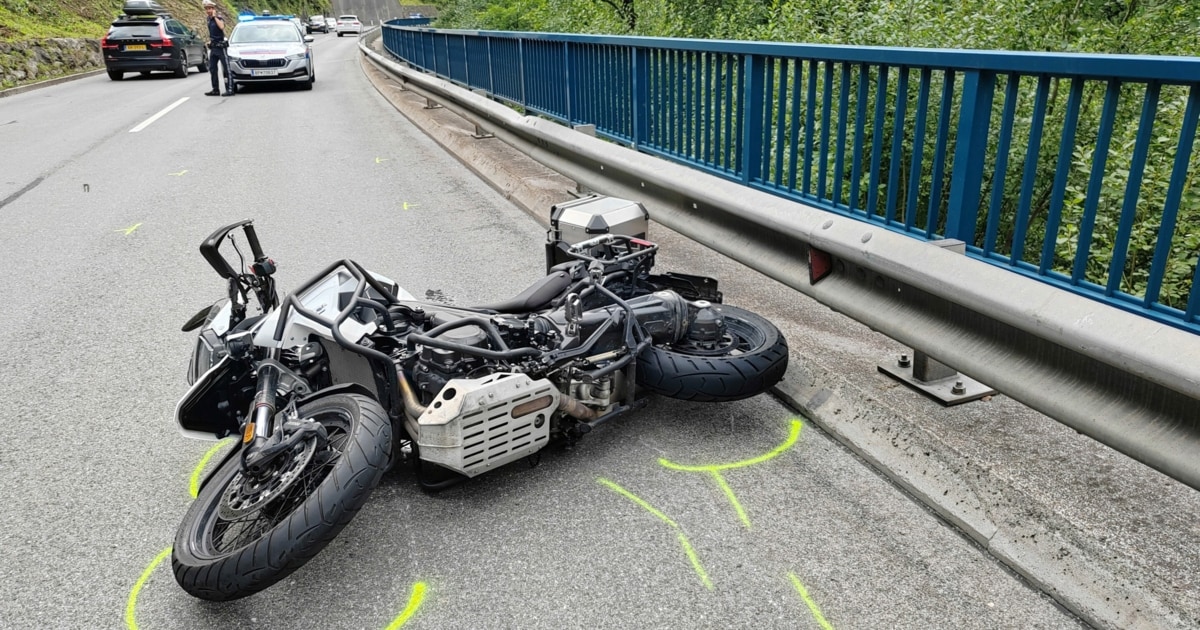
[203,0,233,96]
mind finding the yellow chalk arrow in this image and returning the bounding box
[168,169,188,176]
[375,157,389,164]
[117,223,142,235]
[402,202,418,211]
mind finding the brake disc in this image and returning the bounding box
[218,438,318,520]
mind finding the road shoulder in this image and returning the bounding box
[357,42,1200,630]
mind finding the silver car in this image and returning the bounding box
[226,18,315,91]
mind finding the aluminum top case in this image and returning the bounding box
[549,195,649,246]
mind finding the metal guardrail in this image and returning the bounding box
[362,34,1200,490]
[384,18,432,27]
[382,26,1200,338]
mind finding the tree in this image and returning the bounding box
[594,0,636,31]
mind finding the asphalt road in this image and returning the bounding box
[0,34,1084,629]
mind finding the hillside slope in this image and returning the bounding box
[0,0,386,42]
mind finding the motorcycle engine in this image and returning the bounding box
[413,323,489,402]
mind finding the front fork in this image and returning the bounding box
[240,356,325,474]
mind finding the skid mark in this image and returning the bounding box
[659,419,804,528]
[597,478,712,589]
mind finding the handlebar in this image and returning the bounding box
[200,219,254,279]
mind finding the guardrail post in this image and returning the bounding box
[740,54,766,185]
[945,70,995,244]
[877,239,997,405]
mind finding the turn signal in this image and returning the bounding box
[243,422,256,443]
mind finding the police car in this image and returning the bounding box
[225,14,315,92]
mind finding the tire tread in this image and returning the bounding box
[172,394,390,601]
[637,306,788,403]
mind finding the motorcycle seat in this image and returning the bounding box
[471,270,572,313]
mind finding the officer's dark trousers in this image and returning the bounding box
[209,46,230,92]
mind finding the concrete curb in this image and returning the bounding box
[0,68,106,99]
[769,365,1185,629]
[357,43,1197,630]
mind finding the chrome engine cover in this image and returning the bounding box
[416,373,559,477]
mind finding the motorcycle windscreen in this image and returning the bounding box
[175,355,254,440]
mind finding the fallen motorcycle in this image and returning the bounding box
[171,198,788,601]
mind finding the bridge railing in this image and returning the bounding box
[382,27,1200,336]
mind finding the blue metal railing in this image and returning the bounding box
[382,27,1200,335]
[384,18,433,28]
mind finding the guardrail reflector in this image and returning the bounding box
[809,247,832,284]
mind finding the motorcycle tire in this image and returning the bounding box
[636,304,788,402]
[172,393,391,601]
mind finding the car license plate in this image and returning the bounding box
[125,44,147,51]
[251,68,279,77]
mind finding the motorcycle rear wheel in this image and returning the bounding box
[637,304,788,402]
[172,393,391,601]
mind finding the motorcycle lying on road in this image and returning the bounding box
[171,203,788,601]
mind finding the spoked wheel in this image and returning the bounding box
[637,304,788,402]
[173,393,391,601]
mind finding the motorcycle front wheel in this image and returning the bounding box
[637,304,788,402]
[172,393,391,601]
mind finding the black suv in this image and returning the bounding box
[101,0,208,80]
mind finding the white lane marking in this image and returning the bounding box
[129,97,189,133]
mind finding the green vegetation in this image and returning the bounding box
[0,0,332,42]
[430,0,1200,56]
[430,0,1200,311]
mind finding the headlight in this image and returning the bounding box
[188,328,225,385]
[286,52,307,60]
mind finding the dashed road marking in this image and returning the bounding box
[130,97,188,133]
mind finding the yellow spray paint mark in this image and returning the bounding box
[189,439,234,499]
[117,223,143,235]
[376,157,390,164]
[401,202,419,211]
[125,547,171,630]
[597,478,712,589]
[168,170,188,176]
[122,444,427,630]
[384,581,429,629]
[788,572,834,630]
[659,419,803,529]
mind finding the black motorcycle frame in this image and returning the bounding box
[181,220,723,492]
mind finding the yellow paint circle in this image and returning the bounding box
[125,547,171,630]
